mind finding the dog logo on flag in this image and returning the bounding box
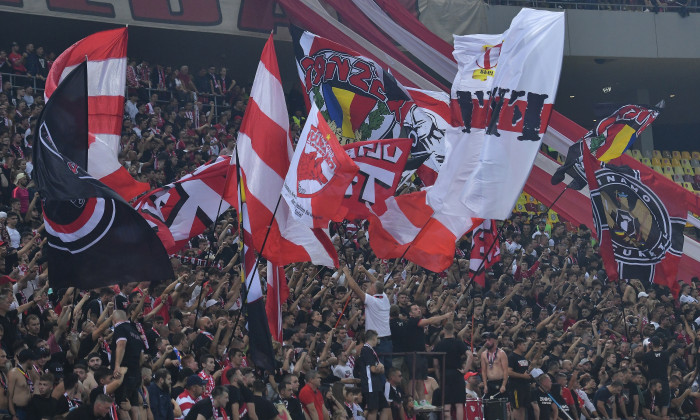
[592,167,672,264]
[297,124,337,197]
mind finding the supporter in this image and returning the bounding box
[149,368,175,420]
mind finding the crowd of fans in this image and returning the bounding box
[0,40,699,420]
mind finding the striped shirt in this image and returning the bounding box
[176,389,200,420]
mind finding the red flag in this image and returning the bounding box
[282,106,359,228]
[45,28,149,201]
[266,261,289,343]
[134,157,236,254]
[582,141,686,298]
[469,220,501,287]
[341,138,412,219]
[237,34,337,267]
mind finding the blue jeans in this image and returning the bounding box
[375,336,393,368]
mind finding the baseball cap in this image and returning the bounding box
[482,331,498,339]
[464,371,479,380]
[186,374,207,388]
[578,358,591,365]
[637,292,649,298]
[205,299,219,309]
[530,368,544,379]
[0,212,7,219]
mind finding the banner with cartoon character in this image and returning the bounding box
[292,26,411,144]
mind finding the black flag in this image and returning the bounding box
[33,62,174,290]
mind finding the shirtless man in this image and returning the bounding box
[82,352,103,392]
[480,332,508,398]
[0,348,10,415]
[8,349,38,420]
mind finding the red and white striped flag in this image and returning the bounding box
[44,28,149,201]
[237,34,338,268]
[266,261,289,343]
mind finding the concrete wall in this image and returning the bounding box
[486,6,700,58]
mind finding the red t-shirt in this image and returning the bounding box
[299,384,324,420]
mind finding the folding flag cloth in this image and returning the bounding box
[134,156,236,254]
[237,34,337,268]
[282,104,359,228]
[45,28,149,201]
[582,141,686,298]
[291,26,411,144]
[401,88,452,186]
[266,261,289,343]
[469,220,501,287]
[342,137,412,219]
[452,9,565,221]
[551,103,662,190]
[34,62,173,290]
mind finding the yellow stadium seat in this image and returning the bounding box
[681,159,691,168]
[664,174,673,181]
[652,150,662,159]
[674,166,684,175]
[651,158,662,166]
[556,154,565,164]
[652,165,663,174]
[695,167,700,175]
[672,159,681,167]
[672,151,681,159]
[630,149,642,160]
[641,158,652,166]
[682,151,691,159]
[662,158,671,166]
[693,151,700,159]
[685,167,695,175]
[663,166,674,175]
[673,175,684,183]
[662,151,672,159]
[683,182,695,191]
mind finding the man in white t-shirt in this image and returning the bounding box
[5,212,20,249]
[343,266,392,366]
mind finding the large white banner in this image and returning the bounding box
[450,8,565,221]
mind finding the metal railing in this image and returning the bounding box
[485,0,700,12]
[1,72,231,124]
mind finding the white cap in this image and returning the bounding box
[530,368,544,379]
[205,299,219,309]
[0,212,7,219]
[638,292,649,298]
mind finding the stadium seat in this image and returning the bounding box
[685,168,695,176]
[556,154,565,164]
[681,159,691,168]
[652,165,663,174]
[642,149,653,159]
[663,166,674,175]
[664,174,674,181]
[682,151,691,160]
[693,151,700,160]
[662,158,672,166]
[651,158,662,166]
[695,167,700,175]
[673,174,684,183]
[674,166,684,175]
[672,151,681,159]
[694,175,700,185]
[630,149,642,160]
[683,174,694,183]
[641,157,652,166]
[671,159,681,167]
[682,182,695,191]
[662,151,672,159]
[652,150,662,159]
[692,159,700,168]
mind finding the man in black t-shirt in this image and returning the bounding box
[26,373,58,419]
[66,393,114,420]
[642,379,663,419]
[252,379,279,420]
[384,368,405,420]
[507,338,531,420]
[531,373,558,420]
[359,329,388,420]
[110,310,145,418]
[640,336,670,417]
[432,322,468,420]
[278,379,305,420]
[593,381,622,420]
[185,386,229,420]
